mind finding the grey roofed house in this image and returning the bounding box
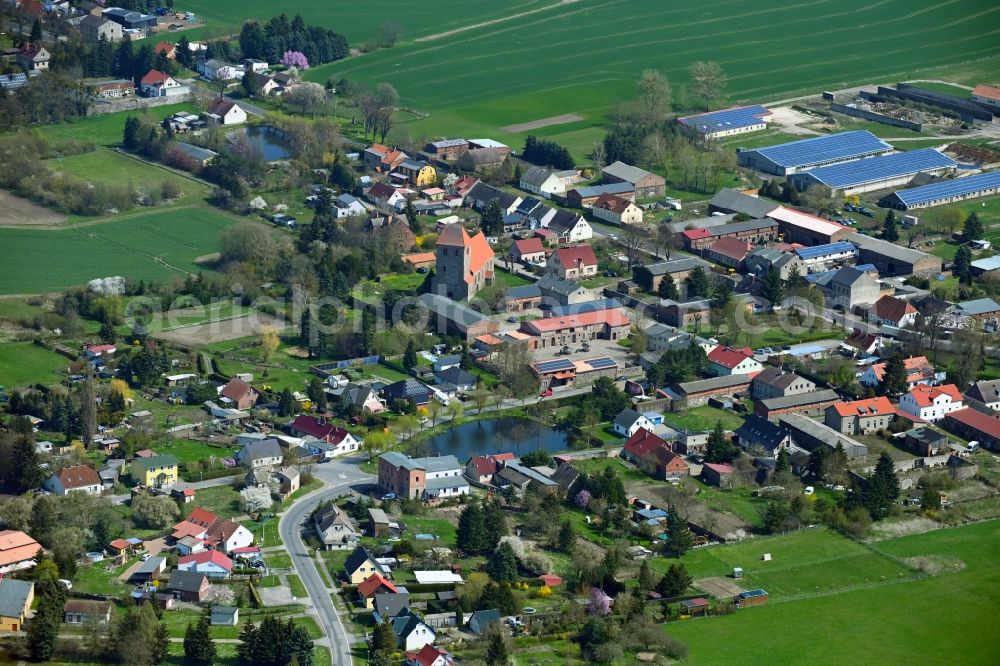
[210,606,239,626]
[381,451,461,474]
[613,408,644,431]
[344,546,386,577]
[0,73,28,91]
[828,266,869,288]
[603,161,653,184]
[664,214,735,235]
[340,382,380,409]
[640,257,708,276]
[955,297,1000,316]
[313,503,360,548]
[709,188,780,219]
[172,142,218,163]
[735,415,790,455]
[547,298,622,317]
[966,379,1000,406]
[468,608,502,635]
[505,461,558,488]
[435,366,477,391]
[778,413,869,458]
[569,182,635,199]
[846,232,937,269]
[547,209,586,234]
[673,374,751,396]
[132,556,165,580]
[521,166,555,188]
[165,569,208,595]
[418,293,492,327]
[240,438,283,462]
[536,273,588,298]
[505,283,543,301]
[758,389,840,413]
[373,592,410,621]
[495,466,532,490]
[0,579,33,620]
[550,462,582,492]
[752,366,815,394]
[382,378,432,405]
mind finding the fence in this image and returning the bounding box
[88,92,194,115]
[310,355,382,378]
[831,102,923,132]
[875,85,992,123]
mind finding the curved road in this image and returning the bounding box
[279,459,373,666]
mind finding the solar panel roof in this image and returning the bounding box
[749,131,891,169]
[889,170,1000,207]
[586,357,617,369]
[678,105,770,134]
[795,241,858,260]
[795,148,955,188]
[535,359,575,373]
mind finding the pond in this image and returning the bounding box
[228,125,291,161]
[415,416,570,460]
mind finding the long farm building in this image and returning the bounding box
[737,131,892,176]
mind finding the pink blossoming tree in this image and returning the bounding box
[281,51,309,70]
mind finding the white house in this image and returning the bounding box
[547,210,592,242]
[205,99,247,126]
[392,609,436,652]
[898,384,963,423]
[288,415,362,456]
[199,59,244,81]
[235,439,283,469]
[42,465,102,496]
[591,194,644,226]
[334,194,367,219]
[613,409,655,438]
[177,551,233,579]
[520,167,575,199]
[313,504,360,550]
[139,70,186,97]
[707,346,764,377]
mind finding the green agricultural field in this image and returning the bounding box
[661,405,745,432]
[668,521,1000,664]
[0,342,69,387]
[46,148,207,202]
[0,206,239,294]
[299,0,1000,147]
[35,102,198,147]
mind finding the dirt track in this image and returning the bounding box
[502,113,584,133]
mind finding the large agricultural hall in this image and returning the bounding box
[737,130,892,176]
[787,148,956,196]
[879,171,1000,210]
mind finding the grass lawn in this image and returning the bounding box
[573,456,649,485]
[188,484,241,517]
[398,515,457,546]
[662,405,745,432]
[0,297,45,323]
[35,102,199,147]
[491,268,531,289]
[72,559,135,596]
[314,646,332,666]
[267,551,294,570]
[276,477,324,512]
[0,342,68,387]
[0,205,241,295]
[904,80,973,99]
[161,609,241,639]
[157,438,238,465]
[668,521,1000,664]
[243,516,281,548]
[286,574,308,598]
[47,148,207,204]
[292,615,324,640]
[678,478,770,528]
[377,272,426,292]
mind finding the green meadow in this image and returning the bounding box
[0,207,239,294]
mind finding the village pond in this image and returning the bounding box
[414,416,571,460]
[228,125,291,161]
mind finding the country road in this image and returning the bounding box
[279,458,373,665]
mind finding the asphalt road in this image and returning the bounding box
[279,457,373,665]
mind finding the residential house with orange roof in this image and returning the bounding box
[357,573,398,608]
[170,508,254,554]
[546,244,598,280]
[153,41,177,59]
[621,429,689,479]
[139,69,186,97]
[824,397,898,434]
[432,224,495,300]
[0,530,42,574]
[899,384,963,422]
[705,237,753,268]
[511,237,546,265]
[859,356,944,391]
[406,644,454,666]
[519,309,631,350]
[402,252,436,270]
[707,346,764,377]
[464,453,516,484]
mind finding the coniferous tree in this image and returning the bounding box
[402,339,417,369]
[27,581,65,661]
[656,562,693,597]
[13,437,44,494]
[705,420,736,463]
[685,266,710,298]
[657,275,679,300]
[863,452,900,520]
[279,388,296,417]
[963,212,983,241]
[775,447,790,473]
[882,209,899,242]
[808,446,828,482]
[485,541,518,583]
[480,199,503,237]
[481,498,508,551]
[665,507,693,557]
[638,559,655,592]
[456,501,487,554]
[183,610,216,665]
[953,245,973,285]
[484,622,511,665]
[557,520,576,552]
[879,353,908,397]
[761,267,784,307]
[404,199,419,234]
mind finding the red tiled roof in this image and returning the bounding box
[436,224,495,283]
[906,384,962,408]
[624,429,686,472]
[141,69,171,86]
[84,343,116,354]
[831,397,895,418]
[357,572,396,598]
[524,309,631,334]
[707,346,756,369]
[468,453,515,475]
[682,228,712,240]
[868,356,933,382]
[972,85,1000,102]
[707,236,753,261]
[538,574,563,587]
[178,550,233,571]
[593,193,634,215]
[367,143,389,156]
[703,463,735,474]
[513,238,544,255]
[187,508,219,527]
[54,464,101,489]
[947,407,1000,439]
[553,244,598,269]
[154,42,176,56]
[220,377,255,402]
[411,644,450,666]
[290,415,352,444]
[172,521,208,540]
[207,99,239,117]
[0,530,42,569]
[872,295,917,324]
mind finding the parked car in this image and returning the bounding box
[539,388,553,398]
